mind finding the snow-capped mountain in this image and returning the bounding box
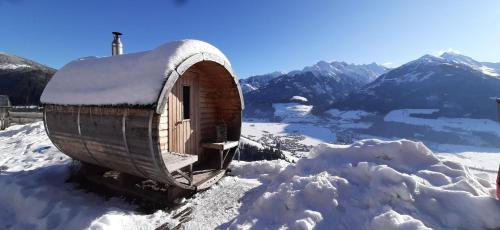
[290,61,388,84]
[243,61,389,117]
[483,62,500,73]
[440,51,499,77]
[334,53,500,119]
[0,52,56,105]
[0,52,52,70]
[240,71,284,93]
[241,61,388,94]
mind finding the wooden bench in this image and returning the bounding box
[163,152,198,185]
[201,141,239,169]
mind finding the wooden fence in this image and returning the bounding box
[9,111,43,124]
[0,106,44,130]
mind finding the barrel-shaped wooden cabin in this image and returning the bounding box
[40,40,244,190]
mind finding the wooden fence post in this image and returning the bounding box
[496,163,500,200]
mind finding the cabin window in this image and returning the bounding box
[183,85,190,120]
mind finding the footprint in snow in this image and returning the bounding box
[33,146,51,154]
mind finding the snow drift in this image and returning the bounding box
[229,139,500,230]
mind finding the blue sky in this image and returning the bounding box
[0,0,499,78]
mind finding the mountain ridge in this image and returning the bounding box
[0,52,56,105]
[333,52,500,119]
[242,61,389,117]
[241,61,389,93]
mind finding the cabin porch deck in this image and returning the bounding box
[162,152,198,172]
[162,151,227,189]
[164,141,239,189]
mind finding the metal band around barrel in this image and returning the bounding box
[122,109,149,178]
[77,106,102,165]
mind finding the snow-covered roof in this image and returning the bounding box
[41,40,236,106]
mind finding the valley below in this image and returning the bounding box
[243,105,500,182]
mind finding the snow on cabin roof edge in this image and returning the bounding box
[40,39,233,107]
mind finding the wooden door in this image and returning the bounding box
[168,72,199,155]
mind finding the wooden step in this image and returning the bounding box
[201,141,239,150]
[162,152,198,172]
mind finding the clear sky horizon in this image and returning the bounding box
[0,0,499,78]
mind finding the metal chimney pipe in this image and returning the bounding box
[112,32,123,56]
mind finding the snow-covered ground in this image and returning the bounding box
[229,140,500,229]
[0,122,261,229]
[242,121,335,147]
[1,122,500,229]
[272,103,319,123]
[384,109,500,137]
[243,107,374,153]
[326,109,374,120]
[326,109,374,129]
[432,143,500,184]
